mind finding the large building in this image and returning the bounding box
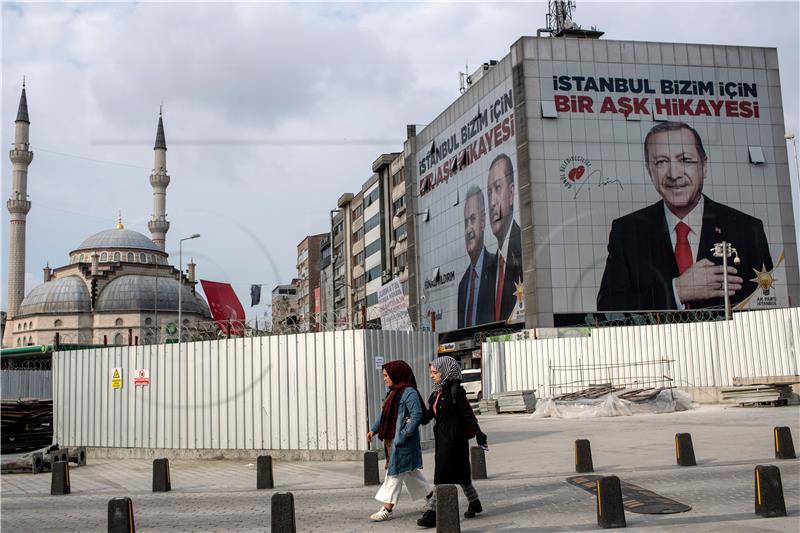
[405,30,797,336]
[296,234,325,331]
[2,88,210,348]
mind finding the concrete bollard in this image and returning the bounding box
[60,448,70,464]
[754,465,786,518]
[32,452,44,474]
[575,439,594,473]
[69,447,87,467]
[257,455,274,489]
[51,461,71,495]
[675,433,696,466]
[271,492,297,533]
[470,446,487,480]
[773,427,796,460]
[152,458,171,492]
[596,475,626,528]
[435,484,461,533]
[108,497,136,532]
[363,451,380,486]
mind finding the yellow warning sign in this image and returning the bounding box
[111,367,122,389]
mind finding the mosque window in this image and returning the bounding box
[145,317,153,326]
[140,253,146,263]
[101,252,108,262]
[149,254,155,264]
[113,252,121,262]
[22,323,27,330]
[115,318,124,326]
[17,338,21,346]
[113,333,123,345]
[54,319,62,328]
[79,254,85,263]
[127,252,134,262]
[17,323,21,331]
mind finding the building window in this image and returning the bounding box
[22,322,27,330]
[392,196,405,212]
[54,319,62,328]
[79,254,85,262]
[145,317,153,326]
[115,318,124,326]
[352,227,364,242]
[366,292,378,307]
[365,239,381,258]
[393,224,407,241]
[396,253,407,269]
[113,252,121,262]
[353,204,364,219]
[113,333,123,345]
[140,253,146,263]
[364,187,380,207]
[364,213,380,233]
[17,338,21,347]
[354,274,366,289]
[354,251,364,265]
[149,254,156,264]
[127,252,134,262]
[100,252,108,262]
[366,265,381,282]
[392,170,404,187]
[333,222,343,236]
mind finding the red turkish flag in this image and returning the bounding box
[200,280,246,337]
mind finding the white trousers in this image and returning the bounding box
[374,469,431,505]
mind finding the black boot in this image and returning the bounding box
[464,499,483,518]
[417,510,436,528]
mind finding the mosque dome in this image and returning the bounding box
[73,227,163,254]
[17,276,91,316]
[96,275,210,316]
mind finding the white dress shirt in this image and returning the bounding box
[666,196,705,309]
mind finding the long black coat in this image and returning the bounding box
[424,382,485,485]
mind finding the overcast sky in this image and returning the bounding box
[2,0,799,320]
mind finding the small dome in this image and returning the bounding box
[96,275,210,315]
[73,228,162,253]
[17,276,91,316]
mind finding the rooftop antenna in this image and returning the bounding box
[538,1,603,38]
[458,61,470,93]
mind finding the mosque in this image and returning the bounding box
[2,85,210,348]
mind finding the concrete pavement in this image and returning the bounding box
[2,404,799,531]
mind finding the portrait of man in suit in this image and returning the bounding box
[487,153,523,322]
[457,185,497,328]
[597,121,773,311]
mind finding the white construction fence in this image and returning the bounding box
[52,330,435,455]
[484,307,800,400]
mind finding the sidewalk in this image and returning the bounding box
[2,405,799,531]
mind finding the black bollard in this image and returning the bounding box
[60,448,70,464]
[436,484,461,533]
[363,451,380,486]
[152,458,171,492]
[596,475,626,528]
[675,433,696,466]
[774,427,796,460]
[755,465,787,518]
[470,446,487,480]
[108,497,136,532]
[51,460,71,495]
[32,452,44,474]
[271,492,297,533]
[69,447,87,467]
[575,439,594,473]
[257,455,274,489]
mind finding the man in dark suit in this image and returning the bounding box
[487,153,523,322]
[598,122,773,311]
[457,185,496,328]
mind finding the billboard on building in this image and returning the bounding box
[415,77,523,331]
[533,44,792,324]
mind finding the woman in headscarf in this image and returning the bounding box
[417,355,488,528]
[366,360,432,522]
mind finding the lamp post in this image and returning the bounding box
[786,132,798,202]
[711,241,740,321]
[178,234,201,344]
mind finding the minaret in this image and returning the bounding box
[148,108,170,251]
[6,83,33,319]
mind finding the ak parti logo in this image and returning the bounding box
[560,155,591,189]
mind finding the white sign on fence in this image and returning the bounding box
[377,278,413,331]
[133,368,150,386]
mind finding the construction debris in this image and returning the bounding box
[1,399,53,454]
[533,388,694,419]
[479,398,499,415]
[720,384,794,406]
[492,390,537,413]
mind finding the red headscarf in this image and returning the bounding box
[377,360,421,441]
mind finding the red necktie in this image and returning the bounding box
[466,267,477,327]
[495,254,505,321]
[675,221,693,274]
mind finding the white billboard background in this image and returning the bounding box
[535,59,791,316]
[415,78,520,331]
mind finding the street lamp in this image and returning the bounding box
[711,241,740,320]
[178,233,201,344]
[786,132,799,199]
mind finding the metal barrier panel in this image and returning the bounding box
[484,308,800,398]
[52,331,434,451]
[0,370,52,399]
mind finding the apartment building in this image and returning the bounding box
[296,234,325,331]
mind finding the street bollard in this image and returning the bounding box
[69,446,87,467]
[363,450,380,486]
[436,484,461,533]
[271,492,297,533]
[257,455,274,489]
[754,465,786,518]
[32,452,44,474]
[51,460,71,495]
[108,497,136,532]
[575,439,594,473]
[596,475,626,528]
[152,458,171,492]
[470,446,487,480]
[773,427,796,460]
[675,433,696,466]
